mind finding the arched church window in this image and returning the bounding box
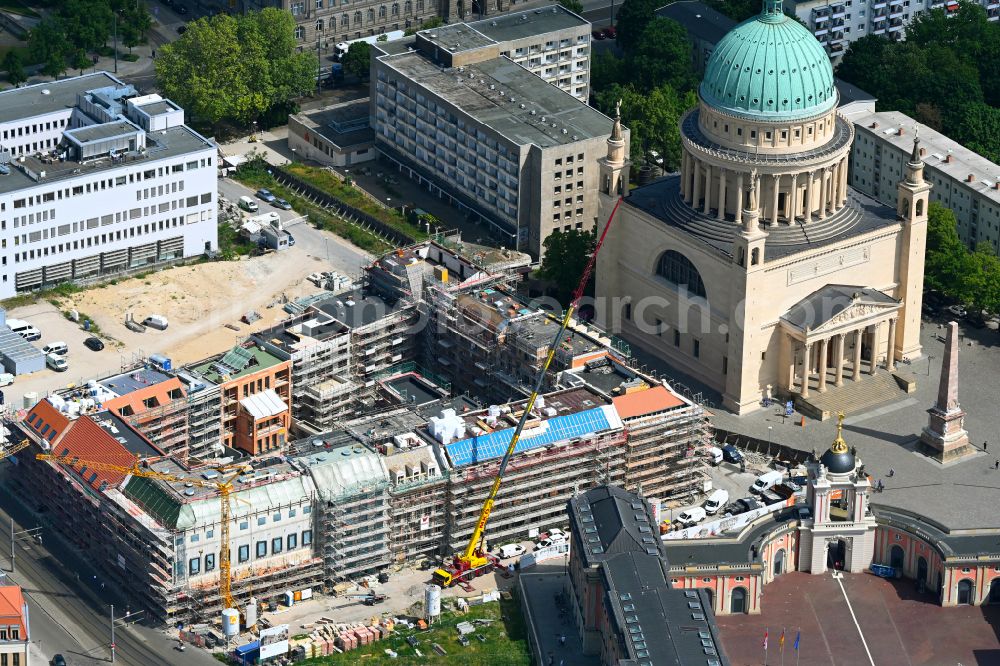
[751,247,760,265]
[656,250,707,299]
[916,199,924,216]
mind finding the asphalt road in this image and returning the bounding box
[0,471,217,666]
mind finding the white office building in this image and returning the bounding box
[0,72,218,299]
[785,0,999,61]
[846,109,1000,251]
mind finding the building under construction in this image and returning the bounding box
[15,239,711,624]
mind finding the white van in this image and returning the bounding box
[144,314,169,330]
[676,506,707,527]
[42,341,68,356]
[707,446,723,466]
[0,373,13,387]
[498,544,525,559]
[46,353,68,372]
[238,196,259,212]
[704,489,730,515]
[750,470,783,495]
[7,318,40,341]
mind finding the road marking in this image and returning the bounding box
[834,573,876,666]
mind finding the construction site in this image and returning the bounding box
[8,238,713,634]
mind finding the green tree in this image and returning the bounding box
[72,48,90,75]
[595,83,695,171]
[28,18,71,72]
[156,9,316,127]
[629,17,697,93]
[705,0,759,22]
[41,51,67,79]
[957,103,1000,163]
[590,50,626,94]
[557,0,584,14]
[614,0,660,52]
[540,229,596,301]
[925,202,972,298]
[2,51,26,87]
[404,16,443,35]
[342,41,371,80]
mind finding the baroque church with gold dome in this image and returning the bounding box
[595,0,929,415]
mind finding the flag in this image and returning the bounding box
[794,631,801,651]
[779,629,785,650]
[763,629,768,650]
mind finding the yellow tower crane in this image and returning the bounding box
[0,439,30,461]
[36,452,250,611]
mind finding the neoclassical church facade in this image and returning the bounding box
[595,0,928,414]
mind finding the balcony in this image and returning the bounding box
[814,27,829,36]
[813,13,830,23]
[889,8,903,17]
[872,0,886,7]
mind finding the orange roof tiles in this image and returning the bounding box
[612,385,685,420]
[23,399,70,444]
[103,377,186,420]
[48,415,140,492]
[0,586,26,637]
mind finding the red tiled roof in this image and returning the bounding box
[0,586,26,638]
[612,385,685,420]
[23,399,70,445]
[48,415,138,492]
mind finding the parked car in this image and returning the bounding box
[793,505,812,521]
[272,197,292,210]
[536,537,561,549]
[706,446,723,465]
[676,506,707,527]
[0,373,13,387]
[592,29,606,40]
[46,354,68,372]
[722,444,743,464]
[704,489,730,515]
[946,304,967,318]
[84,337,105,351]
[750,470,783,494]
[498,544,525,558]
[53,656,67,666]
[144,314,169,330]
[42,341,68,356]
[256,188,277,203]
[725,497,762,517]
[287,234,296,246]
[238,196,258,212]
[602,26,617,39]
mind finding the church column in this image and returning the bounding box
[717,167,727,221]
[692,159,702,209]
[789,173,798,220]
[819,167,829,220]
[834,333,845,387]
[703,164,713,215]
[803,170,813,222]
[680,152,689,201]
[801,341,813,398]
[886,317,897,371]
[770,174,780,226]
[735,171,744,226]
[852,328,863,381]
[868,323,880,375]
[839,158,848,205]
[817,337,829,393]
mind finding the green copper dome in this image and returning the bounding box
[700,0,836,121]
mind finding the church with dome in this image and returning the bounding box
[595,0,929,414]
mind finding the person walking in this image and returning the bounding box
[984,441,989,452]
[994,459,999,471]
[888,468,895,477]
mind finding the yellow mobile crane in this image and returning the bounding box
[433,198,623,588]
[37,453,251,611]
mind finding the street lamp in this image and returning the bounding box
[767,426,773,448]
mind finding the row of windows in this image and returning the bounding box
[294,0,427,10]
[1,116,69,140]
[188,530,313,574]
[6,157,211,212]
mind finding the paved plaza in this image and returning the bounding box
[631,316,1000,529]
[717,571,1000,665]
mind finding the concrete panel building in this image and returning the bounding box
[287,100,375,168]
[0,73,217,299]
[371,10,622,257]
[846,109,1000,252]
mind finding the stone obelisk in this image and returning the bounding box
[918,321,974,462]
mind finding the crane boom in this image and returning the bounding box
[439,197,623,583]
[37,453,247,611]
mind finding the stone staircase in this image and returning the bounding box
[795,371,913,420]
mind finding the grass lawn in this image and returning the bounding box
[283,163,428,242]
[234,160,392,254]
[303,598,531,666]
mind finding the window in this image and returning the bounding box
[272,537,284,554]
[258,517,266,526]
[302,529,313,546]
[205,553,216,572]
[656,250,707,299]
[673,329,680,347]
[288,533,298,550]
[239,545,250,562]
[256,540,267,558]
[189,557,201,574]
[240,521,248,531]
[273,512,282,522]
[723,356,728,374]
[294,25,305,39]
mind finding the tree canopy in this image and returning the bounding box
[925,202,1000,313]
[614,0,661,52]
[540,229,596,301]
[155,8,316,127]
[3,51,26,87]
[557,0,584,15]
[837,2,1000,161]
[342,41,371,80]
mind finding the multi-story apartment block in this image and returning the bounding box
[371,13,622,257]
[785,0,999,60]
[0,73,217,299]
[847,109,1000,252]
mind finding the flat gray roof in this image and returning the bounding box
[419,23,495,52]
[379,53,613,148]
[66,120,139,144]
[0,124,213,196]
[138,100,176,116]
[468,4,588,42]
[0,71,123,126]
